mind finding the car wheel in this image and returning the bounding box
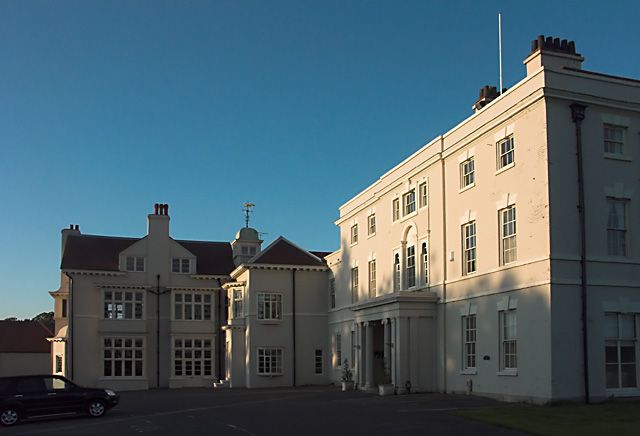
[0,408,20,426]
[87,400,106,418]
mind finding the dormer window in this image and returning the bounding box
[172,258,190,274]
[126,256,145,272]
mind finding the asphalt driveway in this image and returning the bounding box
[3,386,525,435]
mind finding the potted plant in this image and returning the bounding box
[378,360,394,396]
[341,359,355,391]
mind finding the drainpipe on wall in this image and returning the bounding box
[64,272,74,380]
[439,138,448,394]
[292,268,297,387]
[216,278,224,382]
[147,274,168,388]
[570,103,590,404]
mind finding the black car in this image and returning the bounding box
[0,374,119,426]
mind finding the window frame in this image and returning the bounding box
[172,258,191,274]
[460,157,475,189]
[172,337,213,378]
[406,245,416,288]
[257,347,283,376]
[607,197,629,257]
[232,289,243,318]
[392,198,400,222]
[393,253,400,292]
[603,124,626,156]
[350,224,359,245]
[102,336,145,378]
[497,135,515,170]
[419,182,428,208]
[421,242,429,285]
[404,189,416,216]
[368,259,377,299]
[500,205,517,265]
[462,314,477,372]
[605,312,638,390]
[367,214,376,236]
[257,293,283,321]
[351,267,359,303]
[103,290,145,320]
[61,298,67,318]
[462,221,477,275]
[329,278,336,309]
[173,291,213,321]
[125,256,145,272]
[315,349,323,375]
[499,309,517,373]
[335,334,342,368]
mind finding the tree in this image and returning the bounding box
[31,312,54,323]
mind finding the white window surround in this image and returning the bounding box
[496,135,515,171]
[350,224,359,245]
[392,198,400,222]
[257,347,283,376]
[172,258,191,274]
[125,256,145,272]
[172,337,213,378]
[500,205,517,265]
[103,290,145,320]
[232,289,243,318]
[605,312,638,390]
[462,314,477,374]
[460,157,475,191]
[367,213,376,237]
[257,293,282,321]
[173,292,212,321]
[607,198,629,257]
[419,181,428,208]
[497,296,518,376]
[601,113,631,158]
[102,336,145,378]
[462,221,477,275]
[404,189,416,216]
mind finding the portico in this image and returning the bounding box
[352,291,438,393]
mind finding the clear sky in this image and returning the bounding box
[1,0,638,319]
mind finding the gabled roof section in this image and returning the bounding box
[61,234,235,276]
[249,237,326,267]
[176,240,235,275]
[61,234,138,271]
[0,321,52,353]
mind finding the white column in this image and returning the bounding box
[383,319,391,383]
[390,317,396,386]
[365,322,374,389]
[358,323,365,388]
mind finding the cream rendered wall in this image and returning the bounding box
[244,268,328,388]
[544,70,640,401]
[0,353,51,377]
[64,214,221,391]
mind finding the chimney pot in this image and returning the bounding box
[69,224,73,229]
[165,204,169,215]
[154,203,159,215]
[553,38,560,49]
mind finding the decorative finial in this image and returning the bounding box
[243,202,255,228]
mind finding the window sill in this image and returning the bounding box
[497,370,518,377]
[400,210,418,222]
[367,232,376,239]
[459,183,475,194]
[257,320,282,325]
[98,376,148,381]
[350,241,358,247]
[603,153,632,162]
[460,368,477,375]
[257,373,283,377]
[495,162,515,175]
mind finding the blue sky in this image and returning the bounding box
[1,0,638,318]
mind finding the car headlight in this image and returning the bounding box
[104,389,117,397]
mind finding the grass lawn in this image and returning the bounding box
[453,400,640,436]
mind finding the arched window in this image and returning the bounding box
[406,245,416,288]
[422,242,429,285]
[394,254,400,292]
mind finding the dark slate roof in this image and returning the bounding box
[176,240,235,275]
[61,235,137,271]
[0,321,52,353]
[310,251,332,261]
[61,234,235,276]
[249,237,326,267]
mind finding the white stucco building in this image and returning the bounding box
[50,35,639,403]
[326,35,640,403]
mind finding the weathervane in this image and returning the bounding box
[243,202,255,228]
